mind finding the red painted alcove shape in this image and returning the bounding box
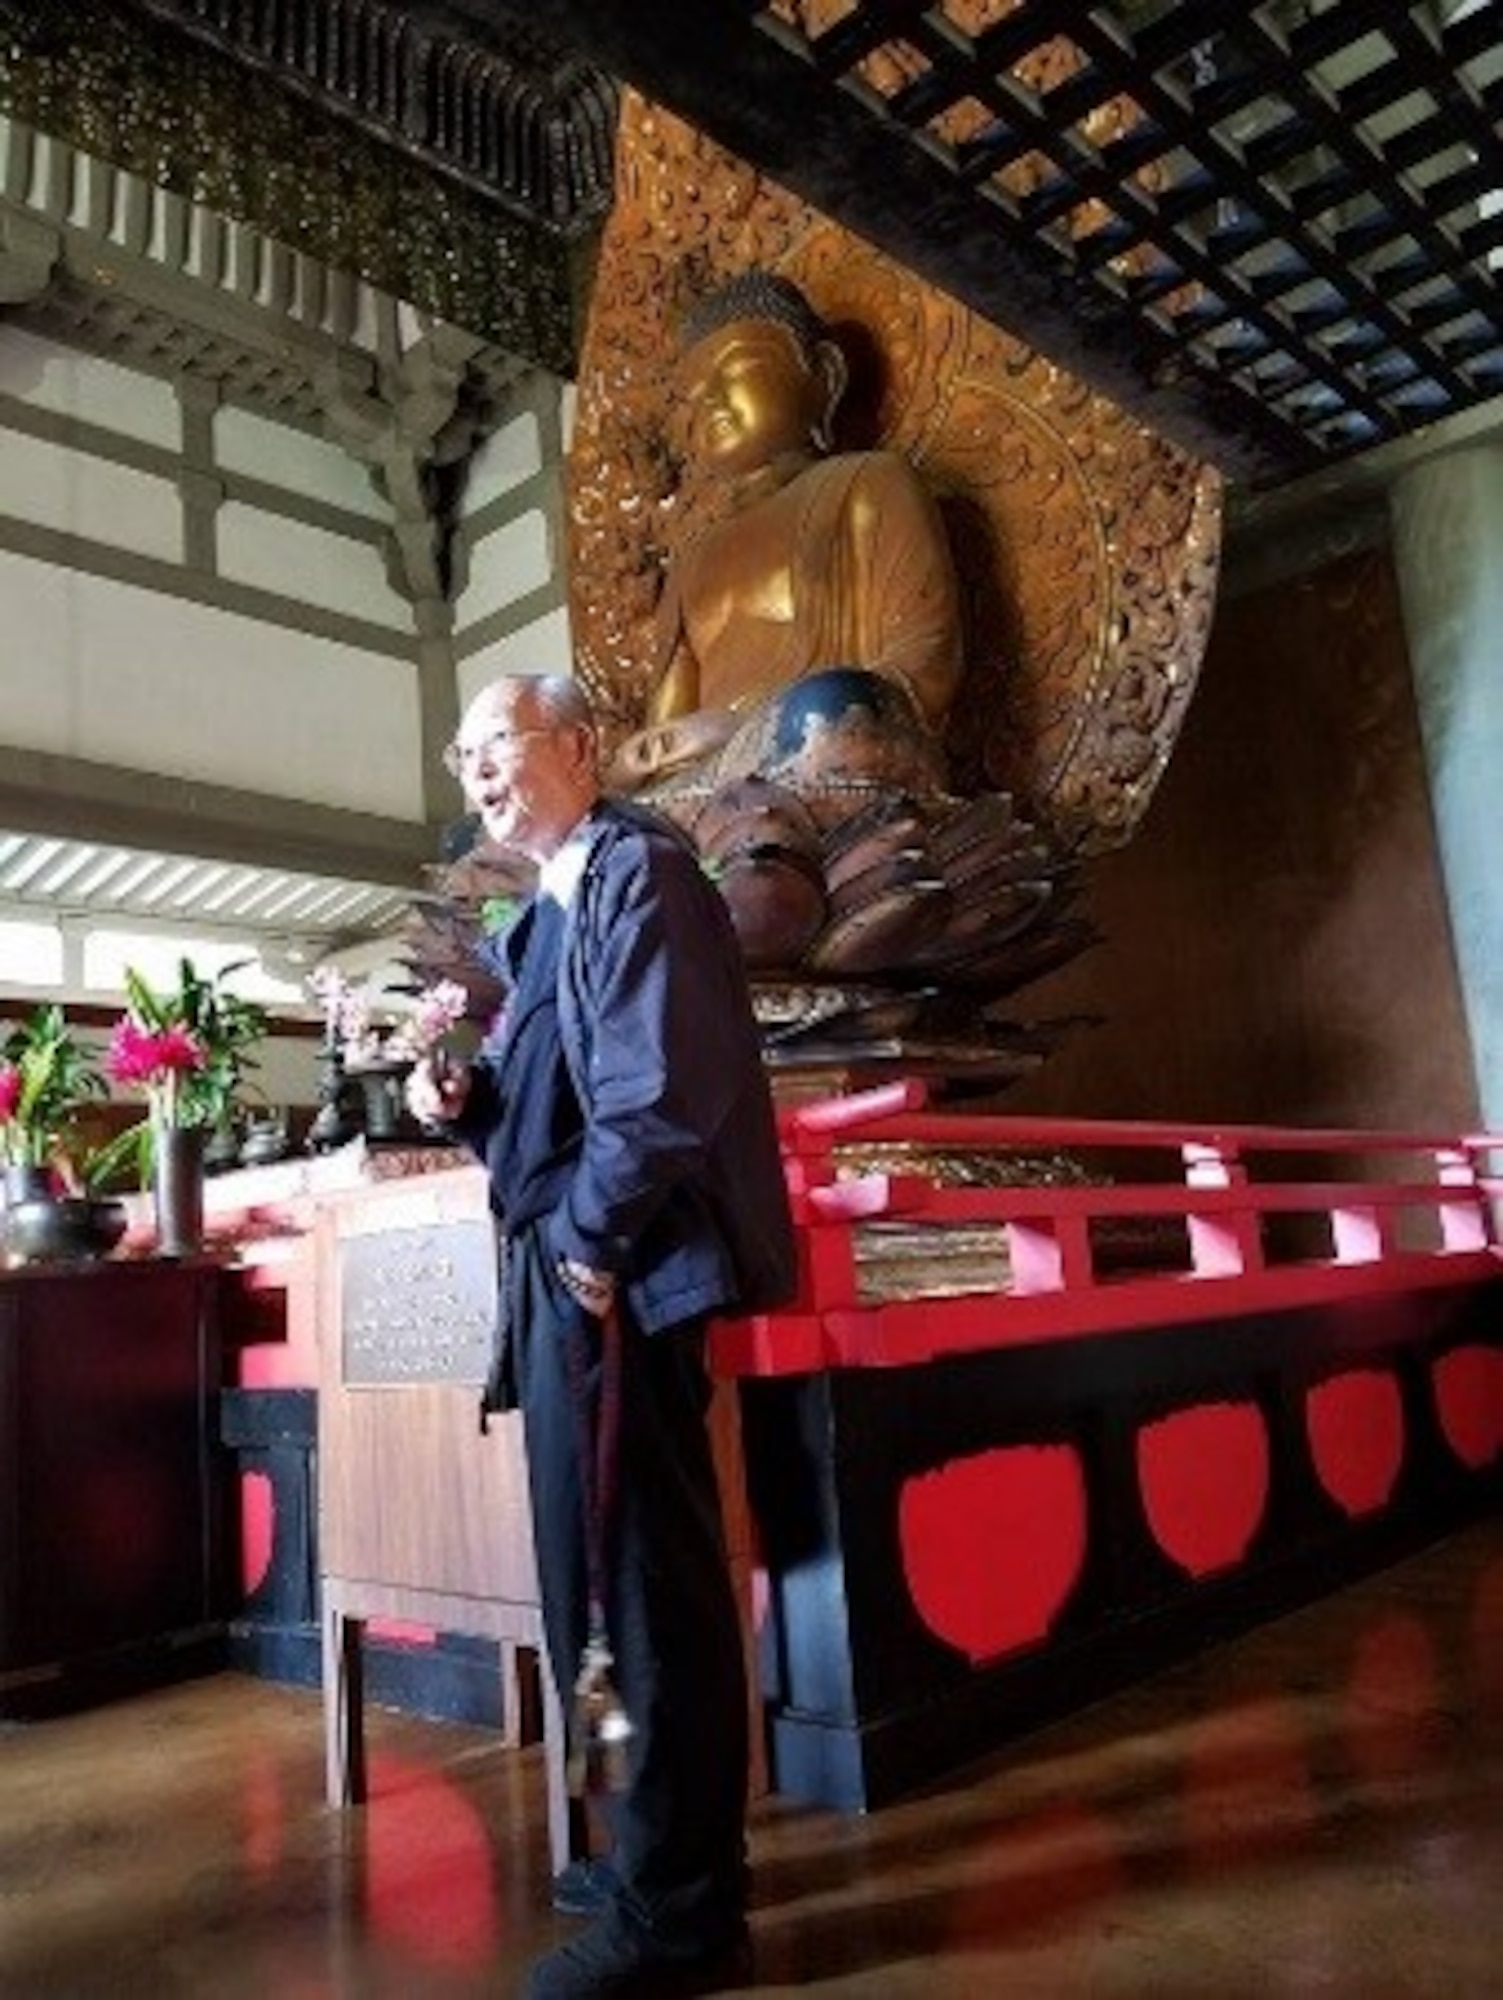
[1137,1402,1269,1578]
[241,1468,273,1596]
[898,1444,1087,1664]
[1304,1368,1404,1518]
[1432,1344,1503,1471]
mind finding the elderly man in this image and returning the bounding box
[409,672,794,1999]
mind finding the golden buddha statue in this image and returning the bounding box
[609,270,965,794]
[531,107,1219,1080]
[418,259,1104,1077]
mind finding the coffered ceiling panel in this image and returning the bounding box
[10,0,1499,489]
[469,0,1502,487]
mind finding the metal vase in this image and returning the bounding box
[2,1163,55,1265]
[3,1162,52,1210]
[354,1062,413,1142]
[151,1122,206,1258]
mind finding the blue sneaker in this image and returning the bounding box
[524,1908,751,1997]
[551,1855,619,1917]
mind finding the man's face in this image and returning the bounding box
[679,319,817,475]
[447,687,594,859]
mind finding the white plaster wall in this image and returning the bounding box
[215,406,386,517]
[0,548,423,818]
[218,501,407,627]
[224,1030,319,1110]
[466,408,543,509]
[243,1031,320,1109]
[457,508,553,626]
[0,916,64,987]
[0,426,182,561]
[79,927,305,1002]
[0,328,179,447]
[458,606,575,702]
[446,373,572,714]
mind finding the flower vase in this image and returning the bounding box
[152,1123,206,1258]
[353,1061,414,1143]
[2,1163,54,1264]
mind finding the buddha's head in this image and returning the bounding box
[675,269,848,477]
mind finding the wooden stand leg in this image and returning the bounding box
[499,1639,524,1748]
[540,1645,571,1873]
[323,1600,367,1807]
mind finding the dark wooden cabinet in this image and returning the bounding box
[0,1260,224,1717]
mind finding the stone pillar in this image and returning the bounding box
[1389,444,1503,1127]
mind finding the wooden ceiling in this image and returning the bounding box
[65,0,1503,494]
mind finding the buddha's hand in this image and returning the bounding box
[607,708,739,789]
[406,1051,470,1127]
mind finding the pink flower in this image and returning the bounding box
[0,1062,20,1123]
[311,970,469,1068]
[106,1020,206,1089]
[309,966,354,1042]
[383,980,471,1064]
[410,980,469,1044]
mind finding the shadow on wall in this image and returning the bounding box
[1004,546,1478,1132]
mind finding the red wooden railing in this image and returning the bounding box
[712,1080,1503,1377]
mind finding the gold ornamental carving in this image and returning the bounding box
[566,84,1222,856]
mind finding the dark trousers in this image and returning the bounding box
[509,1225,749,1944]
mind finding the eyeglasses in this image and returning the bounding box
[441,727,556,778]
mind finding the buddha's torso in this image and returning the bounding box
[673,477,816,712]
[645,448,961,754]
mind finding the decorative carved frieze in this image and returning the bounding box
[124,0,617,234]
[0,107,530,598]
[0,0,592,371]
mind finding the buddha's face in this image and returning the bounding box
[677,318,823,476]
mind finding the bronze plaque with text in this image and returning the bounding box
[340,1219,498,1386]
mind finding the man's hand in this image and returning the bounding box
[557,1257,618,1317]
[406,1051,471,1127]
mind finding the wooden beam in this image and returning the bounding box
[0,746,433,889]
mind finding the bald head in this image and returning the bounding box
[459,672,594,734]
[448,673,603,860]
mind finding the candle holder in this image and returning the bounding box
[305,1042,363,1153]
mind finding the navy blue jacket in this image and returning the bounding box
[453,799,796,1337]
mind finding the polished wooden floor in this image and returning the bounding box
[4,1518,1502,1998]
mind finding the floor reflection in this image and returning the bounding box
[1,1518,1499,1997]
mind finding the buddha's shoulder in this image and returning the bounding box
[818,449,935,508]
[820,447,919,482]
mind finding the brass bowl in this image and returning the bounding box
[3,1196,129,1265]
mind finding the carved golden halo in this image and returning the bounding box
[566,90,1222,856]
